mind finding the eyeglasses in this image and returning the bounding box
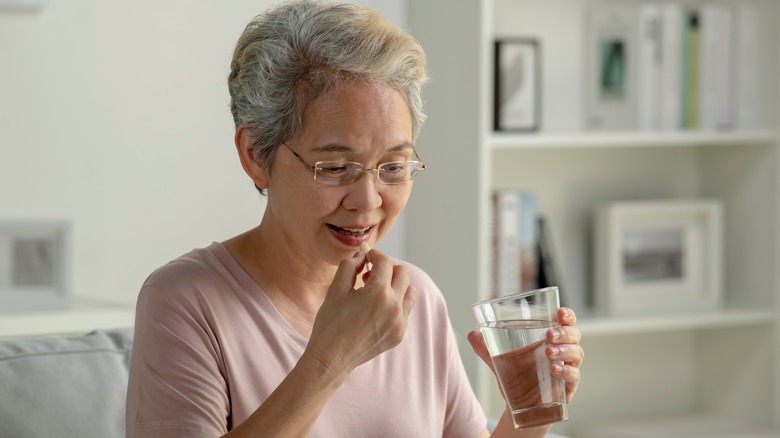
[282,142,426,186]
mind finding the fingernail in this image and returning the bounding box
[552,364,563,374]
[551,329,561,341]
[550,346,561,356]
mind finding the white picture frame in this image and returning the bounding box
[593,200,723,315]
[0,220,70,313]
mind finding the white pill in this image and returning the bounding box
[360,242,371,256]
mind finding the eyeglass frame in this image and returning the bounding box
[281,142,426,186]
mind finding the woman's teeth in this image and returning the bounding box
[331,225,371,236]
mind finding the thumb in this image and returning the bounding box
[467,330,495,373]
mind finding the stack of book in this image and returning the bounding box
[490,190,562,301]
[585,2,756,131]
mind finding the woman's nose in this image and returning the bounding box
[342,171,383,211]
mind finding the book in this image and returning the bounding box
[735,5,758,130]
[490,190,540,298]
[491,191,520,298]
[660,3,683,130]
[586,2,757,132]
[536,215,564,306]
[699,4,737,131]
[637,3,663,131]
[585,4,639,130]
[681,7,700,130]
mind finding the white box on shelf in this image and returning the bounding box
[593,200,723,316]
[584,4,639,130]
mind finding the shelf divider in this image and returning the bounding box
[577,308,775,336]
[490,129,778,150]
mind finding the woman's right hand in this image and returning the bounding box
[305,248,418,377]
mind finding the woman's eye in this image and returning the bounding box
[319,165,349,174]
[382,163,406,173]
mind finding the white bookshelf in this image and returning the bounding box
[406,0,779,436]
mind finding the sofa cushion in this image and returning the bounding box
[0,327,133,438]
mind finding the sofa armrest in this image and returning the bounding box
[0,327,133,438]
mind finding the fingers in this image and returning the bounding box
[546,324,581,346]
[556,307,577,326]
[548,307,584,403]
[551,362,581,404]
[467,330,495,372]
[362,248,393,286]
[546,343,585,368]
[356,248,415,318]
[546,308,584,367]
[402,285,417,317]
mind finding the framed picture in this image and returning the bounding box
[493,38,540,132]
[0,220,70,313]
[593,200,723,315]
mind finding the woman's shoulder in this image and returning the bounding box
[393,257,429,278]
[140,242,231,302]
[392,258,448,309]
[145,244,217,282]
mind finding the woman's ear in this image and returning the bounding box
[235,127,269,189]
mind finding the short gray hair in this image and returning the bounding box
[228,0,429,170]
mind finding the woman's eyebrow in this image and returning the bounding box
[310,142,414,153]
[311,143,353,153]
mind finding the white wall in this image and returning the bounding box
[0,0,407,306]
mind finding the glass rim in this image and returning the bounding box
[471,286,559,308]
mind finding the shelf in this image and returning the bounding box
[0,297,135,338]
[489,129,778,150]
[575,414,777,438]
[577,308,775,336]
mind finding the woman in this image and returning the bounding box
[125,1,583,437]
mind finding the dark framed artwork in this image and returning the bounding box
[493,38,541,132]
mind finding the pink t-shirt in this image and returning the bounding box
[126,242,487,437]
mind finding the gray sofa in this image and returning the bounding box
[0,328,133,438]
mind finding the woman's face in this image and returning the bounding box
[262,81,416,266]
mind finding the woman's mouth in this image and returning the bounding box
[327,224,373,237]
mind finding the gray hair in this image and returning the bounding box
[228,0,429,170]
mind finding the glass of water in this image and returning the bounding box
[472,286,569,429]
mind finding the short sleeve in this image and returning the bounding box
[125,277,229,438]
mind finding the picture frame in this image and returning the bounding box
[493,38,541,132]
[0,220,71,313]
[593,200,723,316]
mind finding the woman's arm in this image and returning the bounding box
[224,349,349,438]
[226,249,417,437]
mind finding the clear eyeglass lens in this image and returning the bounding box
[313,161,422,185]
